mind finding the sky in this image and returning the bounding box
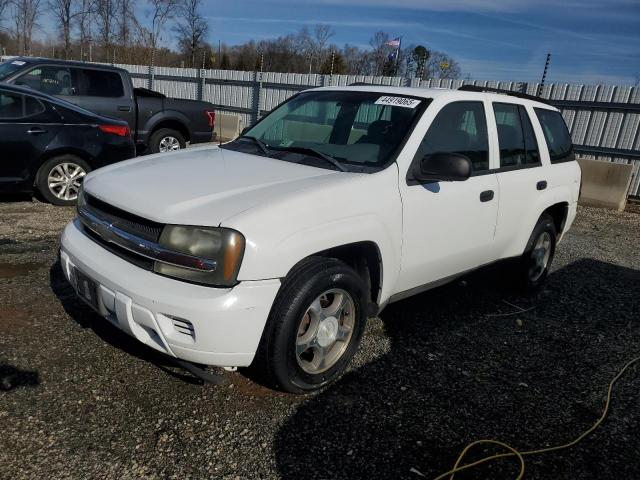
[200,0,640,85]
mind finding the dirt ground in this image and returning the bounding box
[0,198,639,480]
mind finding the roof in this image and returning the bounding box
[5,56,128,74]
[310,85,556,110]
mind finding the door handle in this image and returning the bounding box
[27,127,47,135]
[479,190,494,202]
[118,105,132,112]
[537,180,547,191]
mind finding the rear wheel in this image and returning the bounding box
[149,128,186,153]
[35,155,90,206]
[514,213,557,291]
[254,257,368,393]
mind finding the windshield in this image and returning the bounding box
[0,59,28,80]
[223,90,426,172]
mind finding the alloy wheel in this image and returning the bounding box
[47,162,86,201]
[528,231,552,282]
[295,288,356,375]
[158,136,181,152]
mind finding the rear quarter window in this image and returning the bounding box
[534,108,574,164]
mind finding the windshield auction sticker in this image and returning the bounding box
[375,96,421,108]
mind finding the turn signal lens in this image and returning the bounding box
[99,124,131,137]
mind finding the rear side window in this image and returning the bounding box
[24,96,45,116]
[15,66,78,96]
[493,103,540,167]
[77,69,124,97]
[0,91,24,118]
[535,108,574,163]
[418,101,489,172]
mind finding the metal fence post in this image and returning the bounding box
[198,68,205,101]
[252,70,263,125]
[148,63,155,91]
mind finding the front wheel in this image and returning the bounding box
[254,257,368,393]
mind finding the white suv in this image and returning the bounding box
[60,85,581,392]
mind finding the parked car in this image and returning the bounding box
[59,85,581,392]
[0,83,135,205]
[0,57,216,154]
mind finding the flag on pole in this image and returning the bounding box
[385,37,401,48]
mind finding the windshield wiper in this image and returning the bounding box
[270,146,348,172]
[238,135,270,157]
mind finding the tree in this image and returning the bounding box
[319,50,347,75]
[75,0,92,59]
[427,51,461,80]
[411,45,430,79]
[12,0,41,54]
[93,0,117,55]
[173,0,208,67]
[148,0,177,51]
[369,31,390,75]
[47,0,81,58]
[220,51,230,69]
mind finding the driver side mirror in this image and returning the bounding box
[413,152,471,183]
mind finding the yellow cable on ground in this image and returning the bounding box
[433,355,640,480]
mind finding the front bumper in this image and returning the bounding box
[60,220,280,367]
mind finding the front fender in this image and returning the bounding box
[227,167,403,304]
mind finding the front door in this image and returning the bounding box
[0,90,59,189]
[395,100,499,295]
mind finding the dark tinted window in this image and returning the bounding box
[24,96,45,116]
[519,106,540,164]
[0,91,24,118]
[493,103,541,167]
[418,101,489,172]
[77,69,124,97]
[535,108,574,163]
[15,66,77,96]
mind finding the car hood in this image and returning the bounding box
[83,146,348,226]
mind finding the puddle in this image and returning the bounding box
[0,262,44,278]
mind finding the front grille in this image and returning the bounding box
[80,194,165,269]
[81,224,154,270]
[86,194,163,242]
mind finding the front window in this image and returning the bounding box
[223,91,426,172]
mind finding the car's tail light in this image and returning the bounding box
[205,110,215,128]
[99,124,131,137]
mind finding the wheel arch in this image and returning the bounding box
[285,241,383,312]
[33,149,92,186]
[147,117,191,144]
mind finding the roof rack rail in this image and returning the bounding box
[458,85,551,105]
[349,82,374,86]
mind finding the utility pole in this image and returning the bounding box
[537,53,551,96]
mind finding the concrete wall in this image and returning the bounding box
[214,113,244,143]
[577,158,634,211]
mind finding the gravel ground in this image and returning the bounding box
[0,198,638,480]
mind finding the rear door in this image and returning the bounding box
[0,90,60,187]
[490,102,546,255]
[395,100,500,295]
[72,68,135,126]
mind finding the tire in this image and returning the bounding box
[514,213,557,291]
[254,257,369,393]
[149,128,186,153]
[35,155,91,206]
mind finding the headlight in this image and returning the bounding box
[154,225,245,287]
